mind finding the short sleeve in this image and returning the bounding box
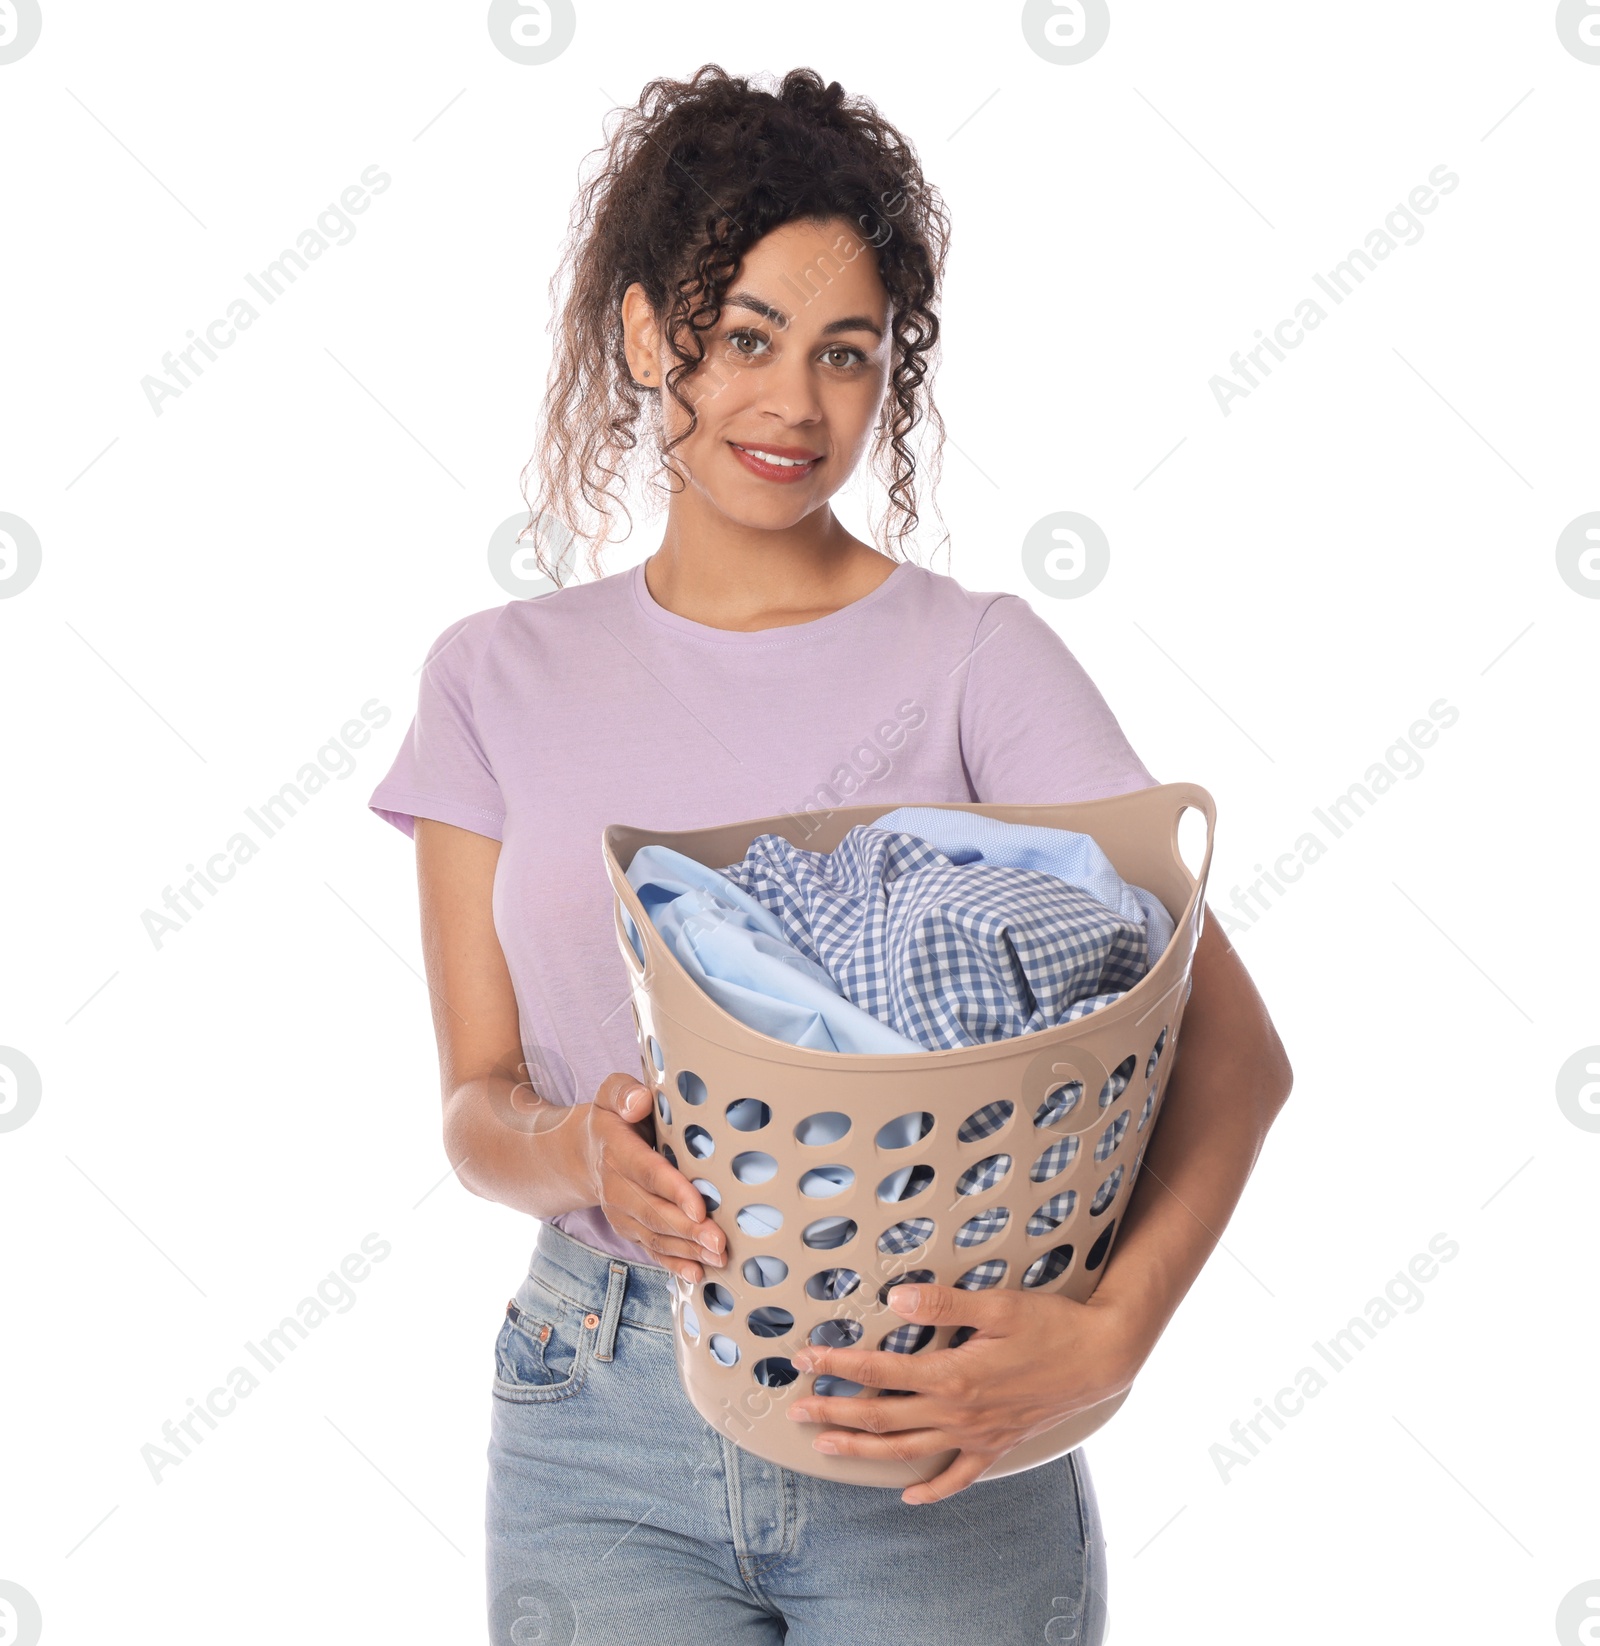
[368,607,507,841]
[959,594,1158,803]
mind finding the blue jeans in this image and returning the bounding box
[485,1219,1110,1644]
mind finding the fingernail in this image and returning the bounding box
[791,1352,813,1372]
[813,1438,838,1454]
[787,1406,809,1421]
[889,1286,920,1312]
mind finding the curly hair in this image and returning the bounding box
[519,64,952,583]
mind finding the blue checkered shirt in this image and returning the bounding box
[718,826,1150,1052]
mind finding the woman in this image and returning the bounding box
[369,65,1292,1645]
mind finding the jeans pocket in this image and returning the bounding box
[492,1283,592,1403]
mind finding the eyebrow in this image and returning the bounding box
[724,289,885,340]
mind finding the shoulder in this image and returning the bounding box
[889,560,1018,630]
[891,565,1107,710]
[419,566,634,679]
[889,561,1046,652]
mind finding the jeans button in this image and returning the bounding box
[583,1312,600,1329]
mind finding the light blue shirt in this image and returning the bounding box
[626,847,924,1055]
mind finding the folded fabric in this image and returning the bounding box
[717,825,1152,1051]
[623,846,924,1054]
[869,806,1174,969]
[624,810,1169,1064]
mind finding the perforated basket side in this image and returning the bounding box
[602,783,1215,1487]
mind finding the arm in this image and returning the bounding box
[415,816,593,1219]
[1085,903,1294,1368]
[784,902,1294,1502]
[415,817,727,1274]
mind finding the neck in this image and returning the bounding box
[646,497,895,631]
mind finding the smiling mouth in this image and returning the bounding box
[728,441,823,480]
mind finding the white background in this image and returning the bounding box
[2,2,1597,1642]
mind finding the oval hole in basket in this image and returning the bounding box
[656,1089,671,1126]
[732,1151,778,1185]
[1085,1218,1117,1272]
[796,1111,851,1146]
[877,1269,934,1305]
[954,1207,1010,1247]
[647,1035,664,1073]
[955,1154,1012,1196]
[812,1375,866,1398]
[1031,1136,1079,1183]
[742,1255,788,1288]
[747,1305,794,1338]
[810,1318,863,1349]
[801,1216,856,1250]
[1145,1026,1168,1080]
[799,1165,854,1198]
[956,1100,1014,1143]
[880,1323,936,1354]
[876,1163,934,1203]
[1099,1055,1136,1108]
[1022,1245,1075,1288]
[877,1218,934,1255]
[1034,1082,1082,1128]
[754,1357,798,1387]
[725,1098,770,1132]
[949,1325,978,1349]
[1090,1164,1125,1217]
[736,1204,783,1238]
[677,1070,708,1105]
[660,1143,678,1172]
[702,1282,734,1315]
[1028,1191,1076,1236]
[805,1267,861,1301]
[680,1298,701,1338]
[1095,1110,1131,1162]
[691,1178,720,1213]
[876,1112,934,1150]
[708,1333,739,1367]
[955,1259,1007,1290]
[1137,1089,1156,1131]
[684,1125,714,1160]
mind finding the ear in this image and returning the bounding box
[620,282,662,385]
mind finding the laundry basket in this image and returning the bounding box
[602,781,1216,1488]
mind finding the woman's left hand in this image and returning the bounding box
[785,1281,1150,1504]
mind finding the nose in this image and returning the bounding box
[751,341,824,429]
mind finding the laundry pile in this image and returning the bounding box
[623,805,1172,1057]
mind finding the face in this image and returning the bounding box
[623,216,893,532]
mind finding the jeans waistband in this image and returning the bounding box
[527,1219,678,1360]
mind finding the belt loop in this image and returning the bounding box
[591,1260,630,1362]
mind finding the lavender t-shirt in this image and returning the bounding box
[369,558,1158,1265]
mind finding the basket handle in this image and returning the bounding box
[1164,781,1217,917]
[615,899,648,986]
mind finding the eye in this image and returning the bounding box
[726,328,771,358]
[822,345,869,369]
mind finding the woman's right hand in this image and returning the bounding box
[413,820,729,1274]
[583,1073,726,1284]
